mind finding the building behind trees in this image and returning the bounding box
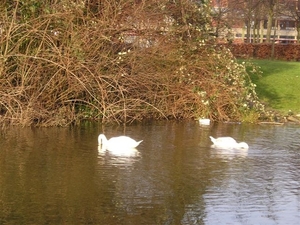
[212,0,300,43]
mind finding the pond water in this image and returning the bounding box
[0,121,299,225]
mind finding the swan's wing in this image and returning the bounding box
[219,137,236,143]
[109,136,142,148]
[210,136,237,149]
[210,136,236,144]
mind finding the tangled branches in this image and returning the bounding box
[0,0,263,126]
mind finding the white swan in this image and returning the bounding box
[98,134,143,151]
[209,136,249,150]
[199,118,210,126]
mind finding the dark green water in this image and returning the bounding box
[0,121,299,224]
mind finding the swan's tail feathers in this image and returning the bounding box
[209,136,215,144]
[136,140,143,146]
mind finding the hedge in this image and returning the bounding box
[224,43,300,61]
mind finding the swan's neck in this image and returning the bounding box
[98,134,108,146]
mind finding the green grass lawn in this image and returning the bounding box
[243,59,300,115]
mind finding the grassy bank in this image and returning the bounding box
[246,59,300,115]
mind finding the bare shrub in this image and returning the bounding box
[0,0,263,126]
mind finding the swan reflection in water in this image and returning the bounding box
[210,147,248,160]
[97,145,140,157]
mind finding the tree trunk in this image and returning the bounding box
[297,22,300,43]
[260,20,264,43]
[246,20,251,43]
[271,19,278,59]
[266,9,273,43]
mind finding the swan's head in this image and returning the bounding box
[237,142,249,150]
